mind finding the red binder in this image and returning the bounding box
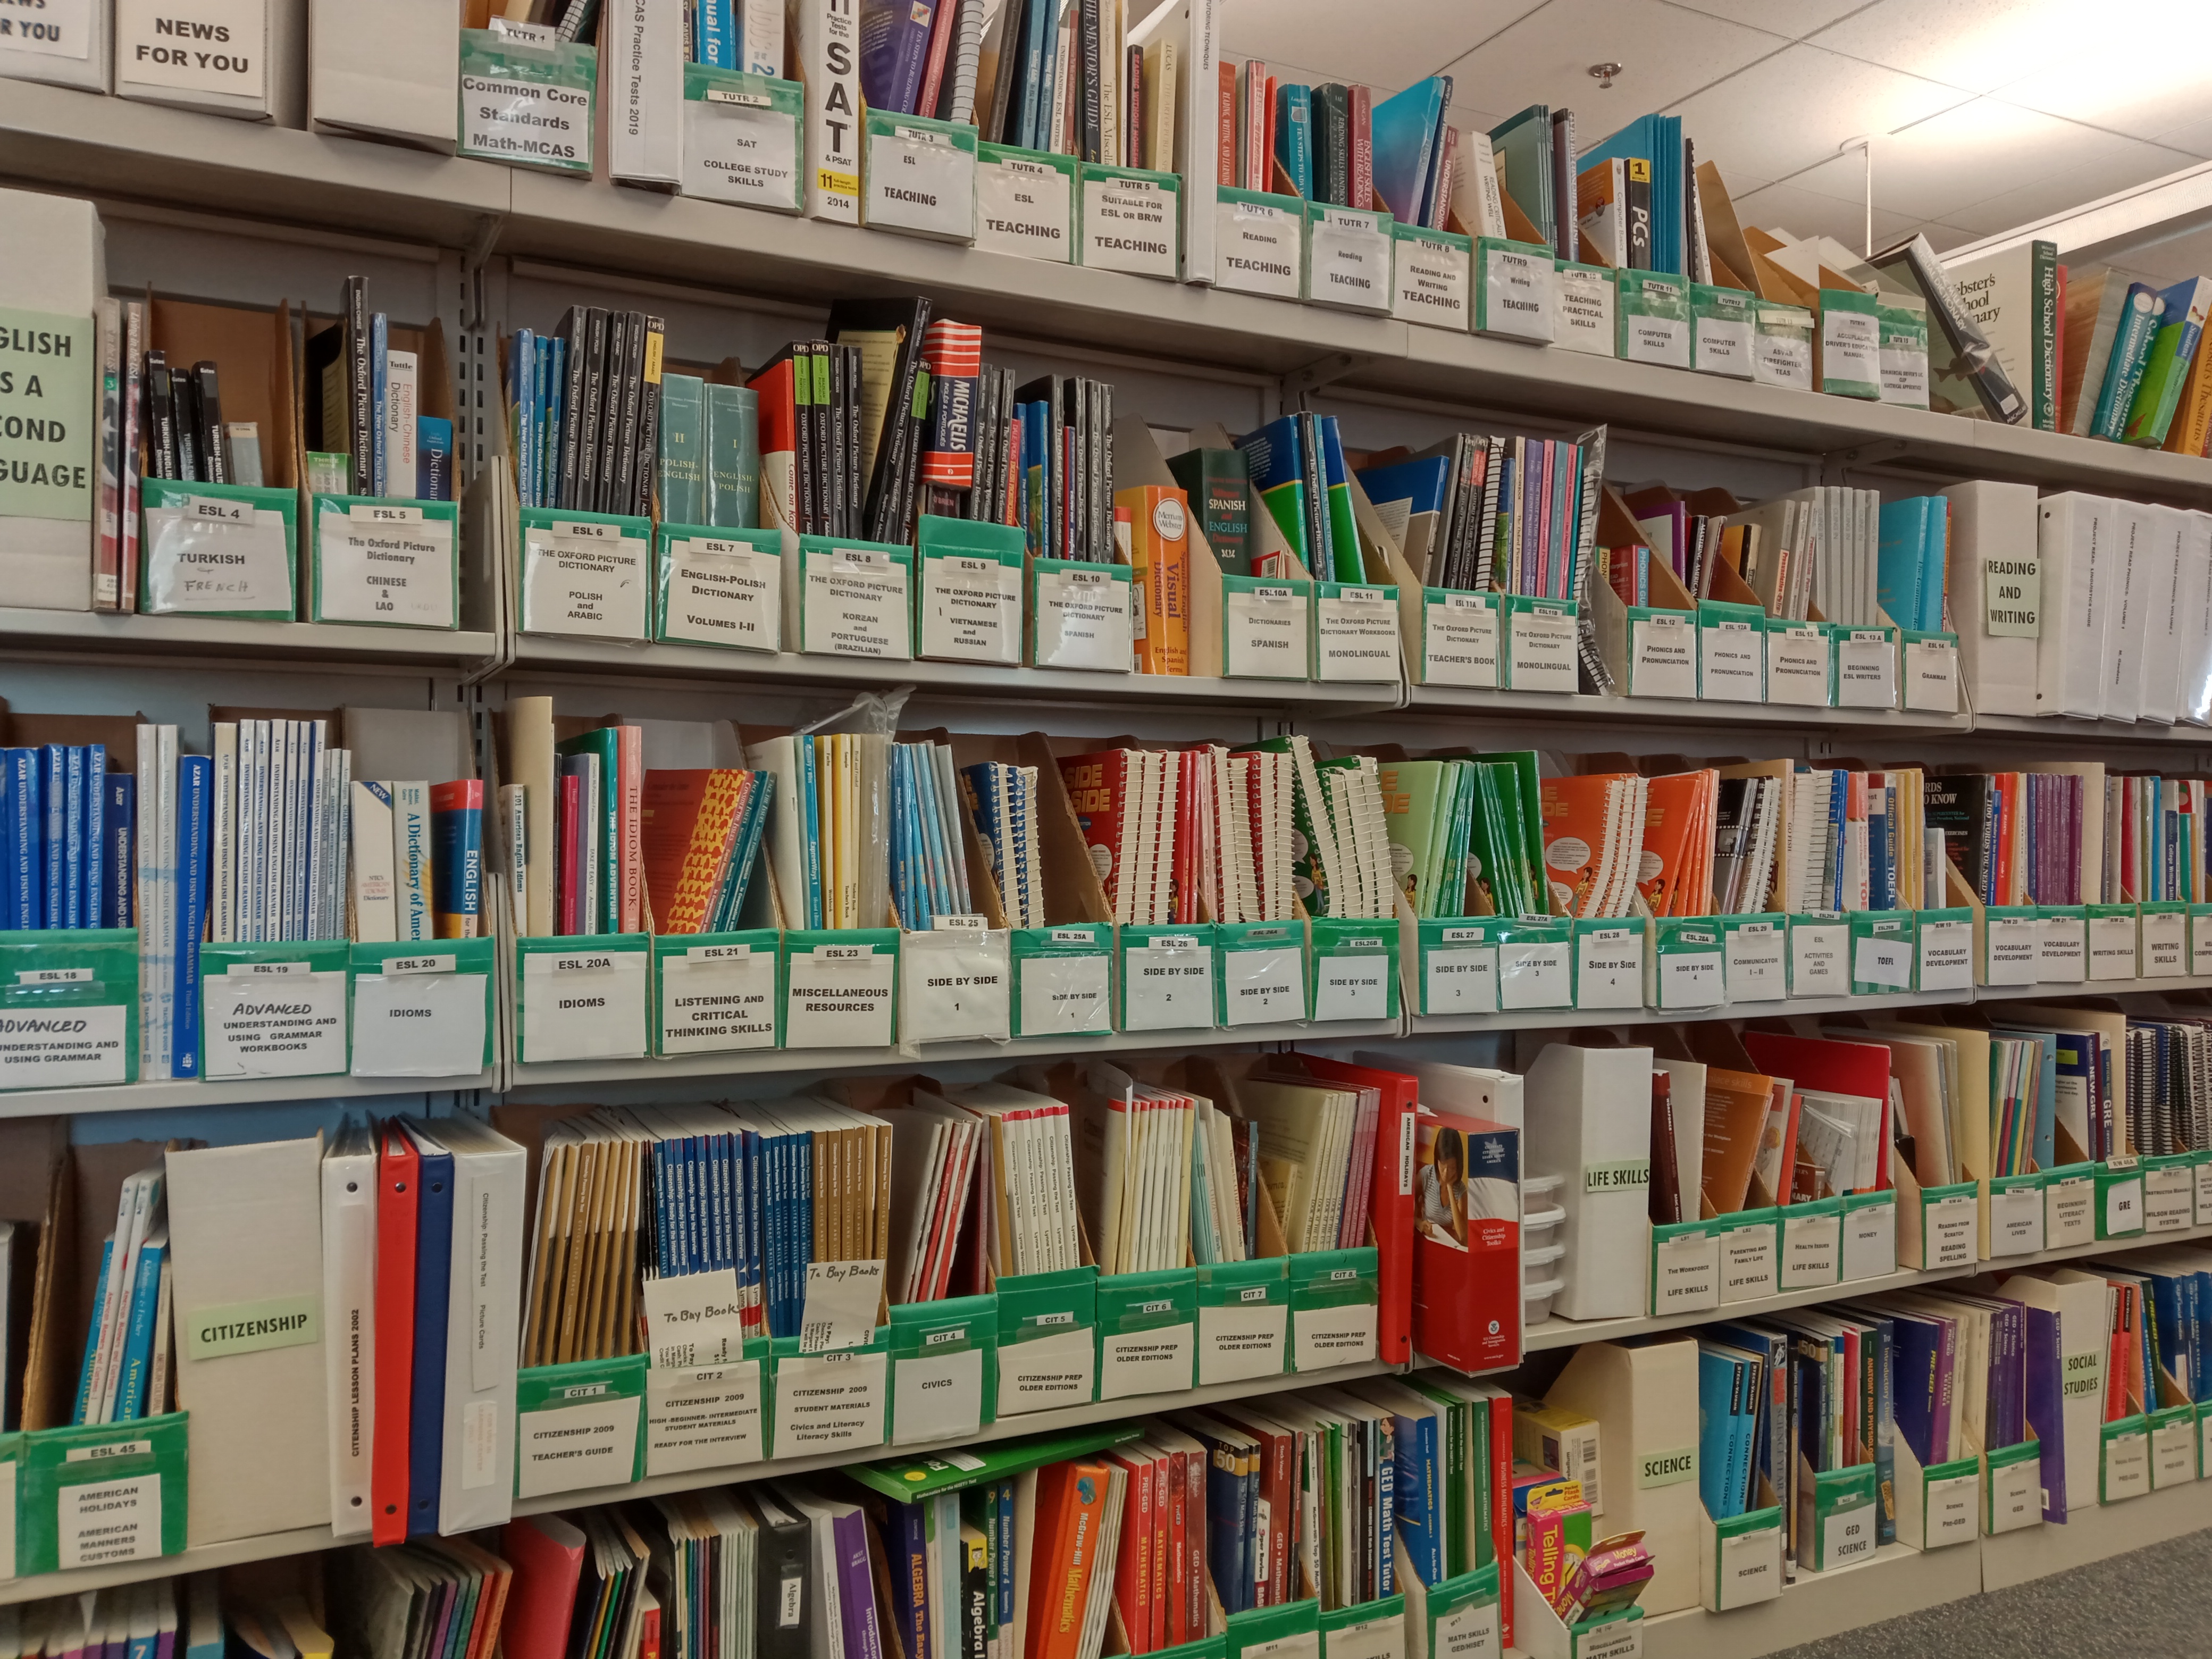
[1297,1054,1418,1365]
[1740,1029,1896,1191]
[371,1122,419,1546]
[502,1513,588,1659]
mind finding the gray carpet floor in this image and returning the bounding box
[1765,1525,2212,1657]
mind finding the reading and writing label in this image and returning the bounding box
[921,554,1021,663]
[516,1392,640,1498]
[1842,1199,1897,1281]
[978,156,1073,257]
[1720,1222,1777,1302]
[1836,632,1896,708]
[1480,245,1553,341]
[1393,237,1470,328]
[143,499,290,613]
[522,522,649,639]
[0,1000,127,1087]
[1718,1525,1782,1607]
[1917,918,1973,990]
[1853,934,1912,989]
[682,100,799,209]
[351,969,487,1078]
[767,1350,888,1454]
[1660,948,1724,1009]
[1984,551,2041,637]
[665,538,780,650]
[868,127,974,237]
[1017,951,1111,1036]
[1316,588,1398,681]
[1124,943,1214,1032]
[1425,594,1499,687]
[1927,1195,1977,1267]
[1766,625,1831,706]
[1653,1229,1719,1313]
[2047,1175,2095,1247]
[203,968,347,1078]
[1991,1184,2044,1254]
[58,1474,159,1570]
[521,950,647,1061]
[1791,923,1849,997]
[1822,1502,1875,1568]
[1507,605,1578,692]
[1782,1212,1841,1286]
[1225,584,1309,679]
[1196,1302,1286,1386]
[1905,637,1959,711]
[1724,924,1784,1001]
[996,1326,1094,1414]
[1099,1320,1194,1400]
[116,0,262,95]
[1292,1301,1376,1372]
[1214,199,1301,298]
[660,950,775,1053]
[1222,944,1302,1027]
[1084,176,1178,278]
[802,548,911,658]
[1424,944,1498,1015]
[1308,211,1390,311]
[1314,952,1388,1023]
[317,504,455,626]
[646,1361,765,1478]
[783,947,896,1048]
[1032,567,1132,670]
[892,1343,984,1445]
[1988,916,2040,984]
[1497,941,1569,1009]
[1576,929,1641,1010]
[1630,613,1696,698]
[1925,1472,1977,1547]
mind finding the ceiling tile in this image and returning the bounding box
[2154,117,2212,162]
[1661,45,1972,185]
[1435,0,1786,128]
[1805,0,2097,94]
[1937,139,2201,237]
[1663,0,1872,36]
[1216,0,1548,94]
[1729,177,1927,254]
[1992,18,2212,141]
[1773,99,2161,225]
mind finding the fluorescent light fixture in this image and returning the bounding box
[1940,157,2212,267]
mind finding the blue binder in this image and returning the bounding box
[404,1121,453,1537]
[173,756,212,1078]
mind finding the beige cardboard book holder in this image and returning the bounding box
[1590,484,1699,693]
[1713,759,1793,913]
[1542,1336,1702,1616]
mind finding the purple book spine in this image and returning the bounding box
[2019,1303,2066,1520]
[835,1509,885,1659]
[1932,1315,1958,1461]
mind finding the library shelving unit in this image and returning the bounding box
[11,74,2212,1659]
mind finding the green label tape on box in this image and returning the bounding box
[1011,925,1113,1039]
[977,144,1076,260]
[1080,163,1180,278]
[312,496,459,628]
[995,1267,1097,1414]
[1474,238,1556,342]
[681,68,803,212]
[1848,911,1915,995]
[1121,926,1218,1033]
[1809,1464,1878,1570]
[350,937,496,1078]
[864,110,978,242]
[515,1355,647,1498]
[916,514,1025,665]
[16,1414,188,1576]
[516,933,651,1063]
[141,479,297,617]
[654,931,781,1056]
[1420,588,1500,688]
[1988,1171,2046,1256]
[1309,921,1399,1024]
[1095,1268,1196,1401]
[1196,1257,1287,1386]
[1819,288,1880,397]
[0,928,139,1090]
[458,24,595,172]
[1393,226,1470,330]
[1984,1437,2042,1535]
[518,507,652,641]
[1221,574,1313,679]
[1572,920,1643,1012]
[199,940,351,1080]
[764,1333,890,1458]
[781,929,899,1049]
[1217,921,1305,1028]
[795,536,915,659]
[1288,1248,1378,1372]
[890,1294,996,1445]
[2101,1414,2150,1503]
[2097,1157,2146,1239]
[656,522,783,651]
[1650,1219,1720,1316]
[1754,301,1814,389]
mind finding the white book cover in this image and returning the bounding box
[87,1169,148,1424]
[430,1116,526,1534]
[1523,1041,1655,1320]
[1126,0,1214,280]
[350,781,398,942]
[2106,501,2155,723]
[793,0,861,222]
[2184,512,2212,726]
[498,782,529,920]
[741,0,782,76]
[266,721,291,941]
[1940,480,2039,718]
[211,723,237,944]
[382,351,420,498]
[601,0,682,187]
[1150,750,1176,925]
[2141,502,2188,725]
[247,720,271,942]
[308,0,457,148]
[153,724,178,1071]
[321,1118,377,1538]
[391,782,432,941]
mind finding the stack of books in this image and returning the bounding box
[507,307,667,518]
[307,276,454,501]
[1,741,132,929]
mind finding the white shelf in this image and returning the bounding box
[0,1065,501,1118]
[1973,711,2212,746]
[0,1523,338,1606]
[1404,988,1954,1040]
[1980,1467,2212,1591]
[1401,684,1972,733]
[1628,1538,1980,1659]
[1979,974,2212,1000]
[0,606,500,671]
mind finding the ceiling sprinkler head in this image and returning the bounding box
[1589,62,1622,89]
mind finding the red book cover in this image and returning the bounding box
[1349,83,1373,212]
[1149,1447,1170,1647]
[1003,414,1025,526]
[641,769,749,935]
[618,724,644,932]
[1175,750,1198,924]
[558,772,583,935]
[1409,1109,1519,1376]
[371,1124,420,1547]
[1027,1461,1111,1659]
[1488,1390,1516,1643]
[1058,750,1132,914]
[1216,62,1236,187]
[1243,62,1267,190]
[1160,1444,1188,1645]
[1107,1449,1153,1652]
[502,1514,588,1659]
[744,356,800,532]
[1298,1054,1416,1366]
[915,0,956,119]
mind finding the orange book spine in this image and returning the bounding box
[1036,1461,1111,1659]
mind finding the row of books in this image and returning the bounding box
[1377,756,1542,923]
[0,744,132,930]
[71,1157,170,1427]
[1924,765,2208,909]
[506,305,667,520]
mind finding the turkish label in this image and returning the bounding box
[1226,584,1309,679]
[1221,943,1302,1027]
[1766,625,1830,706]
[1314,952,1389,1023]
[683,100,799,209]
[1099,1320,1194,1400]
[352,968,487,1077]
[893,1342,984,1445]
[516,1391,640,1497]
[1576,928,1642,1010]
[1985,551,2041,637]
[1904,637,1958,712]
[461,70,592,170]
[659,948,775,1053]
[783,946,896,1048]
[1791,921,1849,998]
[921,553,1020,664]
[1293,1300,1376,1372]
[802,548,911,658]
[868,126,974,238]
[646,1361,765,1477]
[1215,198,1302,298]
[1497,940,1569,1009]
[665,537,780,650]
[522,520,649,638]
[976,154,1071,259]
[1197,1301,1287,1385]
[1630,613,1696,698]
[0,1001,128,1087]
[1124,940,1215,1031]
[1315,586,1398,681]
[1425,593,1499,687]
[59,1474,160,1570]
[1507,604,1578,692]
[1781,1211,1841,1287]
[116,0,262,96]
[1085,176,1177,277]
[182,1293,319,1360]
[1720,1222,1777,1303]
[144,498,291,613]
[521,949,648,1062]
[0,0,94,58]
[1423,943,1497,1016]
[1308,210,1390,311]
[202,968,347,1078]
[996,1326,1094,1414]
[1017,951,1111,1036]
[319,504,455,626]
[1032,566,1131,670]
[1393,237,1470,329]
[1836,631,1896,708]
[1724,922,1784,1001]
[1652,1230,1719,1313]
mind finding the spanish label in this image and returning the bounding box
[664,537,780,650]
[1316,586,1398,681]
[1124,940,1215,1032]
[921,553,1020,663]
[802,548,911,658]
[1308,210,1390,311]
[1214,198,1301,298]
[1652,1229,1719,1313]
[1226,584,1308,679]
[516,1390,639,1498]
[1292,1300,1376,1372]
[868,125,974,237]
[143,497,291,613]
[1423,942,1497,1015]
[660,948,776,1054]
[0,1000,128,1087]
[1085,175,1177,278]
[317,504,455,626]
[202,967,347,1078]
[1724,922,1784,1001]
[116,0,262,96]
[1425,593,1499,687]
[996,1326,1094,1414]
[646,1361,765,1477]
[1629,613,1695,698]
[767,1350,887,1454]
[1032,566,1132,670]
[1099,1320,1194,1400]
[522,520,649,639]
[783,946,896,1048]
[1766,625,1830,706]
[59,1474,160,1570]
[893,1342,984,1445]
[682,99,799,209]
[1196,1301,1286,1386]
[977,154,1071,260]
[351,968,487,1077]
[521,949,648,1062]
[1575,927,1641,1010]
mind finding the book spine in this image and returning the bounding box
[801,0,864,220]
[348,279,373,496]
[95,299,121,609]
[173,756,210,1076]
[2033,241,2060,432]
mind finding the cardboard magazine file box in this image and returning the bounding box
[16,1414,190,1576]
[1393,225,1471,331]
[915,514,1024,668]
[679,69,805,213]
[515,506,655,644]
[1314,579,1402,684]
[1226,1600,1320,1659]
[887,1292,996,1446]
[1305,206,1394,314]
[1798,1464,1880,1572]
[1982,1435,2044,1535]
[1695,599,1766,703]
[311,0,458,148]
[1195,1255,1289,1387]
[2039,904,2089,983]
[2144,1151,2196,1234]
[1893,1166,1978,1270]
[1830,622,1900,710]
[862,110,978,242]
[651,928,781,1057]
[1570,918,1644,1013]
[1900,628,1961,713]
[1846,909,1915,995]
[1509,1563,1642,1659]
[1286,1246,1380,1374]
[0,930,139,1091]
[1698,1503,1785,1611]
[1645,917,1723,1012]
[1002,732,1117,1040]
[1589,559,1696,701]
[456,25,596,172]
[1120,924,1221,1033]
[513,932,651,1064]
[1691,284,1759,380]
[512,1352,647,1501]
[1983,904,2041,986]
[993,1265,1099,1415]
[2039,1161,2095,1250]
[1310,913,1403,1025]
[2099,1412,2152,1504]
[1717,915,1786,1003]
[196,940,350,1082]
[1214,188,1308,301]
[114,0,304,121]
[1093,1265,1198,1402]
[1614,269,1691,370]
[1318,1594,1404,1659]
[1541,1338,1701,1614]
[2149,1401,2198,1490]
[2094,1155,2146,1241]
[1343,463,1462,691]
[1772,1197,1840,1291]
[2141,900,2191,979]
[1027,554,1134,672]
[653,522,783,652]
[1754,301,1815,389]
[1399,1562,1499,1659]
[1987,1170,2047,1258]
[644,1336,769,1480]
[764,1329,890,1459]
